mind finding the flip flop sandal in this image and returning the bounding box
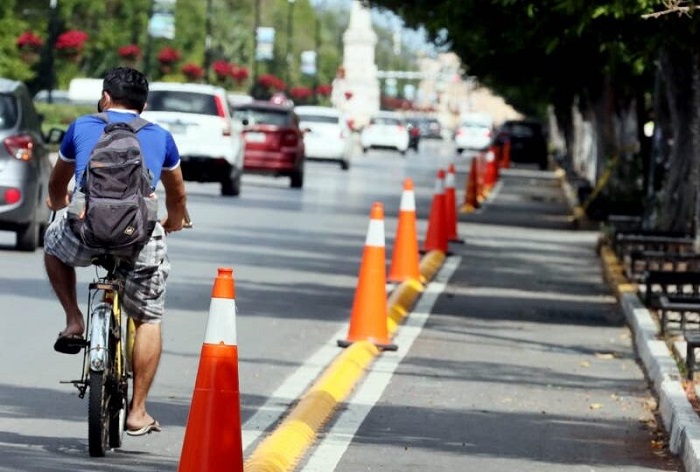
[126,420,161,437]
[53,333,86,355]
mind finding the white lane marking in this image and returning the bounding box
[242,325,349,451]
[300,256,461,471]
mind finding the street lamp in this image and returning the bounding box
[46,0,59,104]
[286,0,295,84]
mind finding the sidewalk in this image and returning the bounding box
[303,168,682,471]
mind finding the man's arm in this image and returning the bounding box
[160,166,187,233]
[46,158,75,211]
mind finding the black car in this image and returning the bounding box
[415,116,442,139]
[494,119,548,170]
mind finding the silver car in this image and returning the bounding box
[0,79,62,251]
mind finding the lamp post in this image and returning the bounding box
[286,0,295,84]
[46,0,59,104]
[203,0,213,81]
[253,0,260,83]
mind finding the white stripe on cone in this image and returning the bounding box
[445,170,456,189]
[204,298,238,345]
[365,219,385,247]
[399,189,416,212]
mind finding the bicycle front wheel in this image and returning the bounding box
[88,369,110,457]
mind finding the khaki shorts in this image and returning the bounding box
[44,215,170,324]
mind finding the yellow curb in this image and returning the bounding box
[244,250,448,471]
[244,341,379,472]
[599,245,638,297]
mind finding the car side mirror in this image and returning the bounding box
[45,127,65,145]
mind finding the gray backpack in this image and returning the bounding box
[69,113,158,255]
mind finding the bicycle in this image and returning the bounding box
[58,213,192,457]
[61,253,135,457]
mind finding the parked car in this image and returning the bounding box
[141,82,244,196]
[416,116,443,139]
[405,117,422,152]
[233,101,306,188]
[0,78,64,251]
[494,119,548,170]
[454,113,494,153]
[360,112,410,155]
[295,105,352,170]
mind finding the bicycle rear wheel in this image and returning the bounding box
[88,368,110,457]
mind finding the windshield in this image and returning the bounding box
[234,108,291,126]
[147,91,219,116]
[298,114,339,124]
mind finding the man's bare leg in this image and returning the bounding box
[44,253,84,336]
[127,321,162,430]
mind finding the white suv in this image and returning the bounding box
[142,82,244,196]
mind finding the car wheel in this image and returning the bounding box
[16,213,39,252]
[221,171,241,197]
[362,147,368,154]
[539,159,548,171]
[399,149,406,156]
[340,159,350,171]
[290,169,304,188]
[456,148,463,154]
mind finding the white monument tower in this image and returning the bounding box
[341,1,380,128]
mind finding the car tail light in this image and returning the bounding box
[282,131,298,147]
[397,125,405,132]
[214,95,232,137]
[484,129,492,138]
[4,188,21,204]
[4,135,33,161]
[455,128,464,136]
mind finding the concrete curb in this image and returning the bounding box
[600,246,700,472]
[244,250,446,471]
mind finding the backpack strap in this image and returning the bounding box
[93,112,110,123]
[129,117,150,133]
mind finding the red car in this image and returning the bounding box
[233,101,306,188]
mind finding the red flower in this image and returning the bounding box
[181,62,204,80]
[231,66,249,83]
[290,86,313,99]
[55,30,88,51]
[118,44,141,60]
[16,31,43,50]
[212,60,233,78]
[258,74,285,91]
[157,46,181,65]
[315,84,332,96]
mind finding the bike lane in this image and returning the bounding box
[301,168,681,471]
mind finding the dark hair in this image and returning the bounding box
[102,67,149,112]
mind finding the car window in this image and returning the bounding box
[371,117,400,125]
[0,94,18,129]
[234,108,291,126]
[507,124,537,138]
[147,91,219,116]
[298,114,339,124]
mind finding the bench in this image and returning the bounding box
[614,233,694,260]
[626,250,700,283]
[657,295,700,336]
[643,270,700,308]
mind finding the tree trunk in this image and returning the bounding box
[658,46,697,232]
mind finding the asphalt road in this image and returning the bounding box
[0,138,681,471]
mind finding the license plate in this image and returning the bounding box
[245,132,266,143]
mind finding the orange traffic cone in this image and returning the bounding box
[501,139,511,168]
[461,158,480,212]
[444,163,464,243]
[483,147,498,195]
[422,169,448,254]
[388,178,421,283]
[477,153,487,202]
[338,202,397,351]
[178,268,243,472]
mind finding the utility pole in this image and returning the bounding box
[286,0,295,85]
[46,0,59,104]
[253,0,260,83]
[203,0,213,81]
[143,0,156,78]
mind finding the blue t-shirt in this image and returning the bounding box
[59,109,180,189]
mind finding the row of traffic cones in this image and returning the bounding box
[461,143,509,212]
[176,169,467,471]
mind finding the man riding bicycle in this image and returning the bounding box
[44,66,187,437]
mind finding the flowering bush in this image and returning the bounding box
[181,63,204,81]
[315,84,332,96]
[258,74,285,91]
[118,44,141,60]
[16,32,43,51]
[212,60,233,79]
[55,30,88,52]
[290,86,313,100]
[157,46,181,65]
[231,66,249,84]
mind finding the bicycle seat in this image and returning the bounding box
[91,254,119,272]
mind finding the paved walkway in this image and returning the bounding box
[302,168,682,471]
